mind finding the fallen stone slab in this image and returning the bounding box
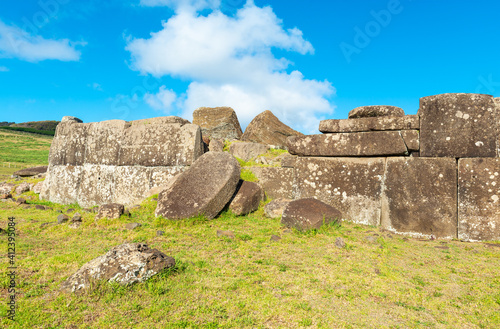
[13,166,48,177]
[319,115,419,133]
[458,158,500,242]
[264,198,292,218]
[348,106,405,119]
[419,93,498,157]
[229,181,264,216]
[241,110,303,149]
[287,131,408,157]
[15,182,30,195]
[155,152,240,220]
[281,198,342,231]
[250,167,296,200]
[193,106,243,141]
[96,203,125,220]
[60,243,175,293]
[229,142,269,162]
[381,157,457,239]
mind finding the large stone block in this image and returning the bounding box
[287,131,408,157]
[229,142,269,161]
[250,167,296,200]
[319,115,419,133]
[348,105,405,119]
[381,158,457,239]
[294,157,385,226]
[192,107,243,140]
[49,122,89,166]
[458,158,500,241]
[419,93,498,157]
[113,166,152,206]
[77,165,115,207]
[40,165,83,205]
[85,120,127,165]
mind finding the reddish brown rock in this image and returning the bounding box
[13,166,48,177]
[229,142,269,161]
[381,158,457,239]
[458,158,500,242]
[287,131,408,157]
[281,198,342,231]
[241,110,303,149]
[95,203,125,220]
[319,115,419,133]
[250,167,296,200]
[419,93,498,157]
[229,181,264,216]
[348,106,405,119]
[193,106,243,141]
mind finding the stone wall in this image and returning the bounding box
[41,117,204,207]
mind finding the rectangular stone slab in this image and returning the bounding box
[294,157,386,226]
[381,158,457,239]
[400,130,420,152]
[287,131,408,157]
[458,158,500,242]
[319,115,419,133]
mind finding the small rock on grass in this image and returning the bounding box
[217,230,235,239]
[270,235,281,242]
[57,214,69,224]
[35,205,46,210]
[125,223,141,230]
[335,237,346,248]
[156,230,165,236]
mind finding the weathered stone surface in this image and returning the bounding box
[400,130,420,152]
[287,131,408,157]
[229,142,269,161]
[295,157,385,226]
[155,152,240,219]
[250,167,296,200]
[241,110,303,149]
[0,183,15,195]
[208,139,224,152]
[49,122,89,166]
[281,198,342,231]
[125,223,141,230]
[96,203,125,220]
[77,165,115,206]
[458,158,500,242]
[60,243,175,293]
[61,116,83,123]
[264,198,291,218]
[217,230,235,239]
[279,154,297,168]
[113,166,151,206]
[15,182,30,195]
[193,107,243,140]
[13,166,48,177]
[419,93,498,157]
[57,214,69,224]
[381,158,457,239]
[0,193,12,200]
[16,198,26,205]
[319,115,419,133]
[229,181,264,215]
[349,106,405,119]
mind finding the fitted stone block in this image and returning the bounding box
[250,167,296,200]
[319,115,419,133]
[40,165,82,205]
[419,93,498,158]
[77,165,116,207]
[381,158,457,239]
[400,130,420,152]
[295,157,385,226]
[458,158,500,241]
[49,122,89,166]
[287,131,408,157]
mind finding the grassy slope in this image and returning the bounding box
[0,134,499,328]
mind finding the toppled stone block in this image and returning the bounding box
[458,158,500,242]
[250,167,296,200]
[15,182,30,195]
[229,181,264,216]
[348,106,405,119]
[96,203,125,220]
[319,115,419,133]
[242,110,303,149]
[381,158,457,239]
[295,157,385,226]
[229,142,269,162]
[419,93,498,157]
[193,106,243,140]
[13,166,48,177]
[287,131,408,157]
[281,198,342,231]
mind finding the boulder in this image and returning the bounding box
[458,158,500,242]
[0,183,15,195]
[57,214,70,224]
[155,152,240,219]
[13,166,48,177]
[229,142,269,162]
[32,181,44,194]
[287,131,408,157]
[241,110,303,149]
[209,139,225,152]
[192,107,243,141]
[281,198,342,231]
[0,193,12,200]
[61,116,83,123]
[348,106,405,119]
[16,198,26,205]
[96,203,125,220]
[229,181,264,215]
[319,115,419,133]
[60,243,175,293]
[250,167,296,200]
[419,93,498,157]
[15,182,30,195]
[264,198,292,218]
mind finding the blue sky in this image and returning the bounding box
[1,0,499,133]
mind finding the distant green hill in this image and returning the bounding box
[0,120,60,136]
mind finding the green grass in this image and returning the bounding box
[0,126,55,136]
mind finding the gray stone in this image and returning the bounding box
[0,183,15,195]
[33,181,44,194]
[15,182,30,195]
[281,198,342,231]
[335,237,346,248]
[419,93,498,157]
[16,197,26,205]
[348,106,405,119]
[208,139,225,152]
[13,166,48,177]
[125,223,141,230]
[250,167,296,200]
[155,152,240,220]
[60,243,175,293]
[57,214,69,224]
[96,203,125,220]
[229,142,269,162]
[68,222,81,229]
[193,107,243,141]
[217,230,235,239]
[319,115,419,133]
[287,131,409,157]
[264,198,292,219]
[35,205,46,210]
[458,158,500,242]
[277,154,297,168]
[72,213,82,222]
[381,158,457,239]
[229,181,264,216]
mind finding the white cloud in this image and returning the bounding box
[0,19,83,62]
[127,1,334,133]
[0,66,8,72]
[140,0,221,12]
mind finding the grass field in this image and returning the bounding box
[0,132,500,328]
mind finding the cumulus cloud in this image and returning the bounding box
[127,0,334,132]
[0,19,83,62]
